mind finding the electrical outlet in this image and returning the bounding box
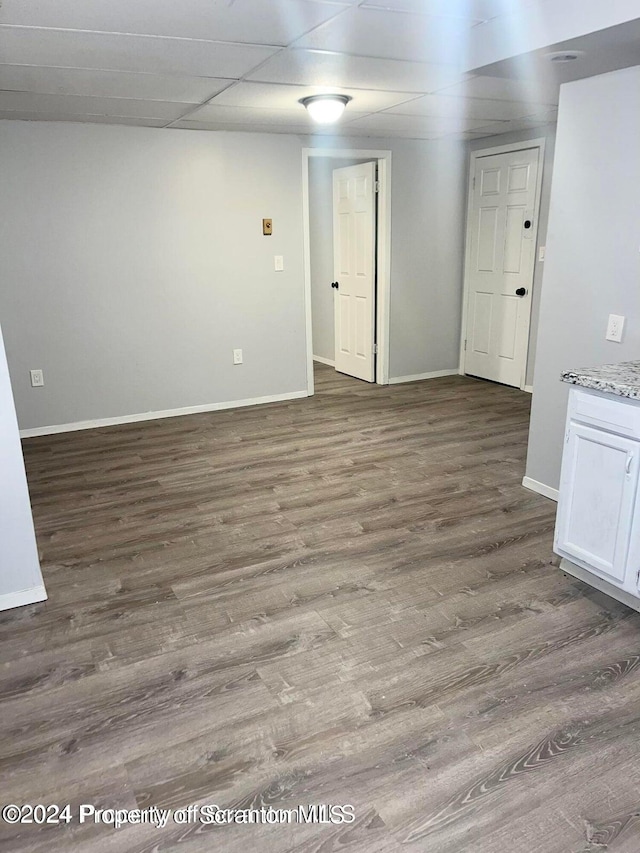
[30,369,44,387]
[606,314,625,343]
[233,349,243,365]
[274,255,284,271]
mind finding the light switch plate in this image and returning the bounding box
[274,256,284,271]
[606,314,625,343]
[233,349,243,365]
[538,246,546,262]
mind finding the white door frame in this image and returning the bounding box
[302,147,392,394]
[459,137,545,391]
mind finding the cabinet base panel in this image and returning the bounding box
[560,558,640,613]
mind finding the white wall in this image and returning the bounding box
[0,321,46,611]
[470,124,557,388]
[526,65,640,492]
[0,122,308,431]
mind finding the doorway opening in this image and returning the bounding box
[302,148,392,396]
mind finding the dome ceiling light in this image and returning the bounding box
[545,50,584,63]
[299,94,352,124]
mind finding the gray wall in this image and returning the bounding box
[306,136,468,379]
[0,121,307,430]
[470,124,557,388]
[526,65,640,491]
[0,320,45,607]
[0,122,469,432]
[308,156,364,364]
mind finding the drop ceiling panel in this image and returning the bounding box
[0,111,168,127]
[172,118,326,134]
[0,91,190,120]
[0,26,279,78]
[521,107,558,123]
[476,115,555,134]
[295,7,476,63]
[385,93,557,121]
[0,0,344,45]
[0,65,232,103]
[247,49,467,93]
[358,0,538,20]
[343,112,502,134]
[436,73,560,103]
[209,81,418,112]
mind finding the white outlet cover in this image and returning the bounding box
[606,314,625,343]
[274,255,284,271]
[30,369,44,387]
[233,349,243,364]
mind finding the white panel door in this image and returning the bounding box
[464,147,540,388]
[555,422,640,584]
[333,162,376,382]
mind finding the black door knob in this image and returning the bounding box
[331,281,339,289]
[524,219,532,229]
[515,287,527,296]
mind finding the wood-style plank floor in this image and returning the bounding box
[3,364,640,853]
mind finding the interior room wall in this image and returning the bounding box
[308,156,364,364]
[469,123,557,388]
[0,121,308,432]
[306,136,468,381]
[0,121,469,434]
[525,65,640,494]
[0,320,46,611]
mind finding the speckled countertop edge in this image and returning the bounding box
[561,360,640,401]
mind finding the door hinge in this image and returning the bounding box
[636,568,640,588]
[472,176,476,190]
[373,343,378,354]
[374,180,380,193]
[464,339,467,351]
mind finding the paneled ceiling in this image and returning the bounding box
[0,0,603,141]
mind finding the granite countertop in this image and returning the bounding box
[561,360,640,400]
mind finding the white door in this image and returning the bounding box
[463,147,540,388]
[332,162,376,382]
[555,423,640,584]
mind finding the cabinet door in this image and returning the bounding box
[555,423,639,583]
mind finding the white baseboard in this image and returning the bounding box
[20,390,309,438]
[313,356,335,367]
[524,385,534,394]
[0,584,47,613]
[389,369,459,385]
[522,476,559,502]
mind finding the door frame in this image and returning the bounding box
[459,137,545,391]
[302,147,392,394]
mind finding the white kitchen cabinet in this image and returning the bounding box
[554,383,640,610]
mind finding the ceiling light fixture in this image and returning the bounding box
[299,94,351,124]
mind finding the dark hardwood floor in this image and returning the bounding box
[2,364,640,852]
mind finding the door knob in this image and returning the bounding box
[331,281,339,289]
[515,287,527,296]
